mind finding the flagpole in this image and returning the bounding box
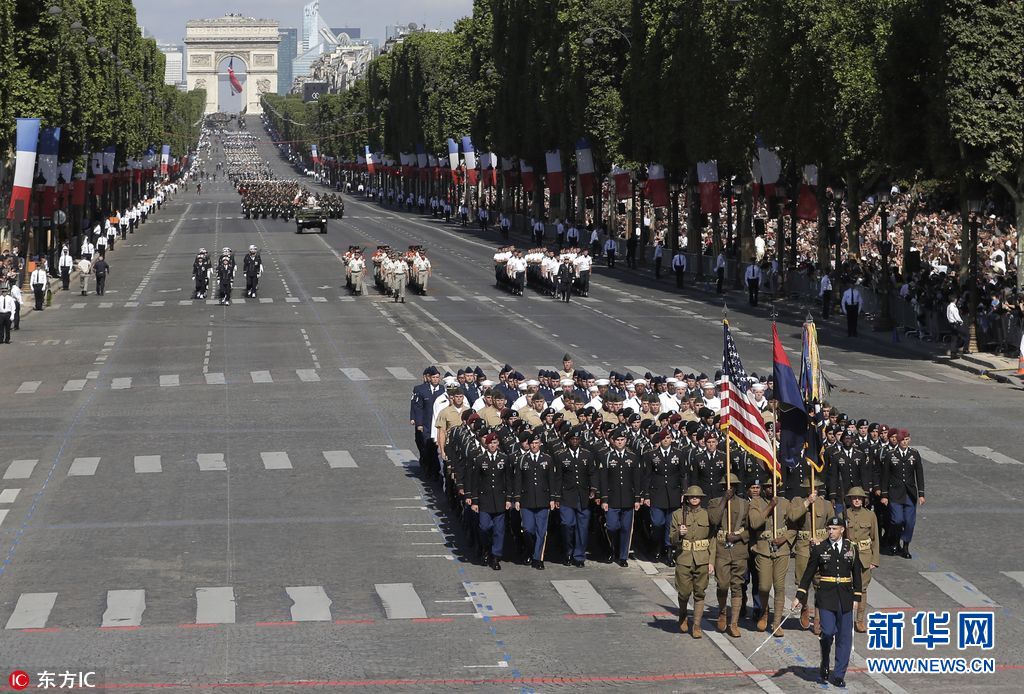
[770,306,779,539]
[723,310,732,538]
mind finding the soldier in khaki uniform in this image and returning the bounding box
[479,390,506,428]
[518,393,546,427]
[788,476,835,633]
[748,477,796,634]
[669,486,715,638]
[844,486,879,632]
[707,473,749,637]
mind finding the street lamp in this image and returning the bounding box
[967,198,983,353]
[582,26,632,48]
[874,189,894,331]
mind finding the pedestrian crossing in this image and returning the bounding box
[0,568,1015,631]
[1,449,418,479]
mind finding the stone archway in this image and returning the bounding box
[185,15,280,115]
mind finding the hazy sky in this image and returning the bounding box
[134,0,474,46]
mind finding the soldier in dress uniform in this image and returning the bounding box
[468,433,512,570]
[843,487,879,632]
[788,476,835,634]
[243,245,263,298]
[514,434,558,569]
[599,428,644,566]
[192,249,212,299]
[410,367,444,475]
[828,431,865,515]
[642,429,686,565]
[879,429,924,558]
[792,516,862,688]
[555,426,598,567]
[692,430,727,498]
[707,473,749,637]
[748,476,796,634]
[670,486,715,637]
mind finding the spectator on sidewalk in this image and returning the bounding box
[745,262,762,306]
[946,293,968,357]
[604,234,617,268]
[654,240,664,279]
[820,271,834,319]
[30,261,48,311]
[672,249,687,288]
[842,280,864,337]
[714,251,727,294]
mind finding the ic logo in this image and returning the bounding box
[310,91,321,100]
[8,670,30,690]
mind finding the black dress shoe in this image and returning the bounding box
[563,557,573,567]
[899,543,912,559]
[617,559,629,567]
[572,559,585,568]
[830,677,846,688]
[490,558,502,571]
[532,560,545,570]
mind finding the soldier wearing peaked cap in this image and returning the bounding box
[879,429,924,559]
[792,515,862,688]
[410,367,444,476]
[707,473,749,637]
[599,427,644,567]
[670,486,715,637]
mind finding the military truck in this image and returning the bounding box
[295,206,327,234]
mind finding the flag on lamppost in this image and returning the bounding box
[751,135,781,201]
[575,138,595,197]
[160,145,170,176]
[796,164,819,221]
[6,118,41,222]
[611,165,631,201]
[697,160,719,214]
[645,163,669,208]
[545,149,563,193]
[38,127,61,217]
[520,160,535,193]
[461,136,477,185]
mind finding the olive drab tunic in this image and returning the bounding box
[748,497,796,557]
[669,505,715,603]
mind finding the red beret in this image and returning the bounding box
[483,433,498,444]
[898,429,910,440]
[669,413,683,424]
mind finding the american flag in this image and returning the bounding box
[721,321,779,476]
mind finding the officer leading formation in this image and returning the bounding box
[409,356,924,653]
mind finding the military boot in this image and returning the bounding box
[716,591,728,632]
[799,606,811,629]
[855,601,868,633]
[728,597,743,637]
[691,600,704,639]
[813,608,822,636]
[772,596,787,636]
[756,591,770,631]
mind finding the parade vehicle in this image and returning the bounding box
[295,206,328,233]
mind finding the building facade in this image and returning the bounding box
[278,28,298,96]
[184,15,280,114]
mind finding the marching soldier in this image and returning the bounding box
[555,426,598,567]
[843,487,879,632]
[748,477,796,634]
[468,433,512,570]
[192,249,212,299]
[670,486,715,637]
[788,476,835,634]
[348,250,365,295]
[514,434,557,569]
[828,431,865,515]
[216,256,234,305]
[243,245,263,298]
[879,429,924,558]
[599,428,644,566]
[792,516,862,688]
[642,429,686,565]
[707,473,749,637]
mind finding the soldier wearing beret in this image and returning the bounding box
[555,426,598,567]
[468,433,513,570]
[642,429,687,565]
[879,429,924,558]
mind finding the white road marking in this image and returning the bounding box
[921,572,999,607]
[63,379,87,391]
[16,381,40,394]
[159,374,180,387]
[917,446,959,465]
[866,579,912,609]
[102,589,146,627]
[386,367,415,380]
[849,369,896,382]
[296,369,321,382]
[386,449,418,467]
[4,460,38,480]
[0,489,19,503]
[68,457,100,476]
[341,368,369,381]
[195,586,236,624]
[893,370,942,383]
[111,377,132,390]
[261,451,292,470]
[551,580,614,615]
[133,455,162,474]
[375,583,428,619]
[4,592,57,629]
[323,450,357,468]
[250,370,273,383]
[205,372,225,385]
[965,446,1023,466]
[463,581,519,617]
[286,586,333,622]
[197,453,226,471]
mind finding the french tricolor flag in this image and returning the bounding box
[545,149,563,193]
[447,139,460,182]
[6,118,40,223]
[160,144,170,175]
[697,160,719,214]
[520,160,536,193]
[38,127,61,217]
[575,138,595,197]
[461,136,477,185]
[644,162,669,207]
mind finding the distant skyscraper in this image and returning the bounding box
[157,43,184,87]
[302,1,337,52]
[330,27,361,39]
[278,28,298,95]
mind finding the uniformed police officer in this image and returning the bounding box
[555,426,597,567]
[469,433,512,570]
[792,516,862,688]
[514,434,557,569]
[670,486,714,637]
[708,473,749,637]
[844,487,879,632]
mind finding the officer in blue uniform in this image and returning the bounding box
[793,515,863,688]
[879,429,925,558]
[468,433,512,570]
[514,433,557,569]
[600,427,644,566]
[554,426,597,567]
[410,366,444,475]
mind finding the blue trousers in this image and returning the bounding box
[520,507,550,560]
[559,505,591,561]
[478,510,506,558]
[605,507,634,561]
[889,497,917,543]
[649,506,673,547]
[818,606,854,680]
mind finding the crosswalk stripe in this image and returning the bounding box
[286,586,333,622]
[16,381,40,394]
[178,300,192,306]
[341,368,369,381]
[102,589,146,627]
[197,453,226,471]
[822,370,850,382]
[940,370,980,384]
[149,301,165,307]
[3,459,38,480]
[63,379,87,391]
[72,302,85,309]
[337,296,355,302]
[421,296,437,301]
[1000,572,1024,591]
[111,377,132,390]
[921,572,999,607]
[195,587,236,624]
[5,592,57,629]
[866,579,912,609]
[464,581,519,617]
[893,370,942,383]
[386,367,415,380]
[552,580,614,615]
[250,370,273,383]
[449,296,465,302]
[68,457,100,476]
[261,452,292,470]
[204,373,225,385]
[133,455,162,474]
[159,374,180,387]
[849,369,897,382]
[0,509,7,527]
[0,489,19,503]
[285,297,300,303]
[917,446,959,465]
[296,369,320,382]
[375,583,427,619]
[259,298,273,303]
[965,446,1023,466]
[652,577,687,610]
[312,296,327,302]
[474,295,492,302]
[125,301,139,308]
[323,450,357,468]
[386,449,417,467]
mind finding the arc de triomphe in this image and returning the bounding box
[185,15,279,115]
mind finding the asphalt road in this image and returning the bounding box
[0,119,1020,693]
